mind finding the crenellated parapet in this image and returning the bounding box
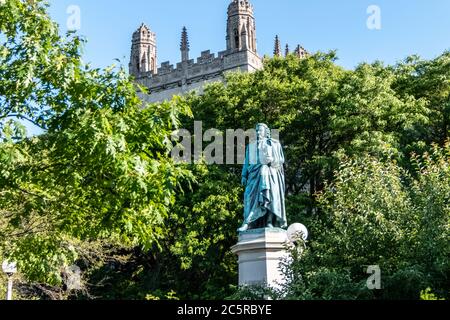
[134,48,262,102]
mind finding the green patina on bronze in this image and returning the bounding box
[238,124,287,232]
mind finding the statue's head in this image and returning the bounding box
[256,123,270,140]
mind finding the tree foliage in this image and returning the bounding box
[393,52,450,148]
[280,144,449,300]
[1,0,191,288]
[174,51,448,300]
[88,51,448,300]
[186,53,430,210]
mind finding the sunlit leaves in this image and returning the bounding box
[0,0,192,285]
[287,144,450,299]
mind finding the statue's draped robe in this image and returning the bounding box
[242,139,287,228]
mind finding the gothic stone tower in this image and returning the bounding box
[226,0,257,53]
[130,0,263,103]
[129,24,157,77]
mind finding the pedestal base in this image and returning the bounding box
[231,228,289,290]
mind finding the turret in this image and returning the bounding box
[226,0,257,53]
[129,23,157,77]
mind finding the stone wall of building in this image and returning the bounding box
[137,49,263,103]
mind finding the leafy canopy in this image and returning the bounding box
[0,0,192,285]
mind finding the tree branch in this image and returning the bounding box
[7,114,47,130]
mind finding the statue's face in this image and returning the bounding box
[256,125,267,140]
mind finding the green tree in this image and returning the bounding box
[1,0,191,289]
[185,53,428,213]
[83,164,241,300]
[150,52,437,300]
[79,51,447,300]
[280,144,449,300]
[393,52,450,148]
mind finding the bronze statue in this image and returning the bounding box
[238,124,287,232]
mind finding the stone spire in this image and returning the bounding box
[180,26,190,62]
[274,35,281,56]
[226,0,257,53]
[285,44,290,57]
[129,23,157,77]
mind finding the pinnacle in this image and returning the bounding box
[274,35,281,56]
[180,26,189,51]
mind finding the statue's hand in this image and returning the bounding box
[241,177,247,186]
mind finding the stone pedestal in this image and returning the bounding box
[231,228,289,290]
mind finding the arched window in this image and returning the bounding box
[234,29,240,49]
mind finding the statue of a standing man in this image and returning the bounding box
[238,124,287,232]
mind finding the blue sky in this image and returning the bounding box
[47,0,450,71]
